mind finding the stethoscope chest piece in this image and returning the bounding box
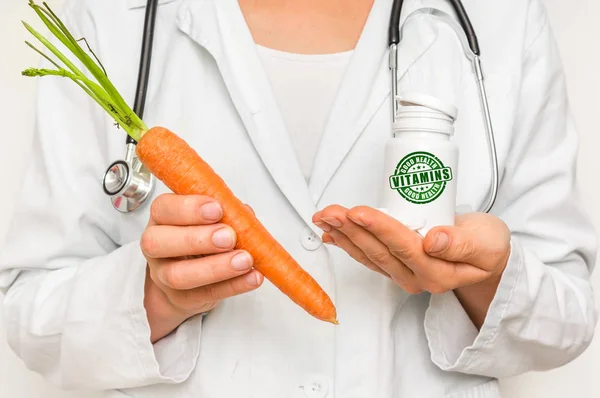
[102,144,155,213]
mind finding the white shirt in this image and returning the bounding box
[256,44,354,182]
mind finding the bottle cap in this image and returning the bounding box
[396,92,458,120]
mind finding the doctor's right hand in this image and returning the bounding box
[140,194,264,343]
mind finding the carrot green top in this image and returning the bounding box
[21,1,147,142]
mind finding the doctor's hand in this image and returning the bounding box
[312,206,511,329]
[140,194,264,343]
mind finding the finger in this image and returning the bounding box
[323,230,391,278]
[346,206,423,265]
[325,230,424,294]
[322,206,490,292]
[318,205,412,273]
[141,223,236,259]
[152,250,254,290]
[312,206,339,223]
[149,194,223,226]
[423,227,476,263]
[412,260,491,294]
[324,217,418,288]
[423,226,509,272]
[168,270,264,313]
[313,204,349,232]
[345,206,487,290]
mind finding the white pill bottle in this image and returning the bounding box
[380,92,459,236]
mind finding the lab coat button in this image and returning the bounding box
[300,227,322,251]
[302,376,329,398]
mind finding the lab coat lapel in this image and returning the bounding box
[174,0,322,235]
[308,0,437,204]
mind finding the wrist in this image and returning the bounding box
[144,266,191,343]
[453,281,499,330]
[452,251,508,329]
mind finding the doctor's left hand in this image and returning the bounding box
[312,205,512,328]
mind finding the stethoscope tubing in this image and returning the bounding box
[389,1,499,214]
[105,0,499,215]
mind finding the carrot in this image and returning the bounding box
[136,127,338,323]
[21,1,338,324]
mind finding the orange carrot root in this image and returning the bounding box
[136,126,338,324]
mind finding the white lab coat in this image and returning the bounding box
[0,0,597,397]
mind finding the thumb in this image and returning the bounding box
[423,227,482,266]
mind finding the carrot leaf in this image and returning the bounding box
[21,0,147,141]
[24,41,62,70]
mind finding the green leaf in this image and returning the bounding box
[21,0,147,141]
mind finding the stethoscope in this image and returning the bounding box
[102,0,499,214]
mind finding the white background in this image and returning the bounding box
[1,0,599,397]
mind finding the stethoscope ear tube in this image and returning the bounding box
[129,0,160,138]
[389,0,480,55]
[388,0,405,46]
[447,0,480,55]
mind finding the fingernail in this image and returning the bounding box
[314,221,332,232]
[321,217,342,228]
[231,252,252,271]
[246,271,261,286]
[200,202,222,221]
[212,228,234,248]
[429,232,449,253]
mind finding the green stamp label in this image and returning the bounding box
[389,151,453,204]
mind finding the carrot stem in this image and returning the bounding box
[23,67,137,130]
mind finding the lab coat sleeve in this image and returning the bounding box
[0,4,203,391]
[423,3,598,378]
